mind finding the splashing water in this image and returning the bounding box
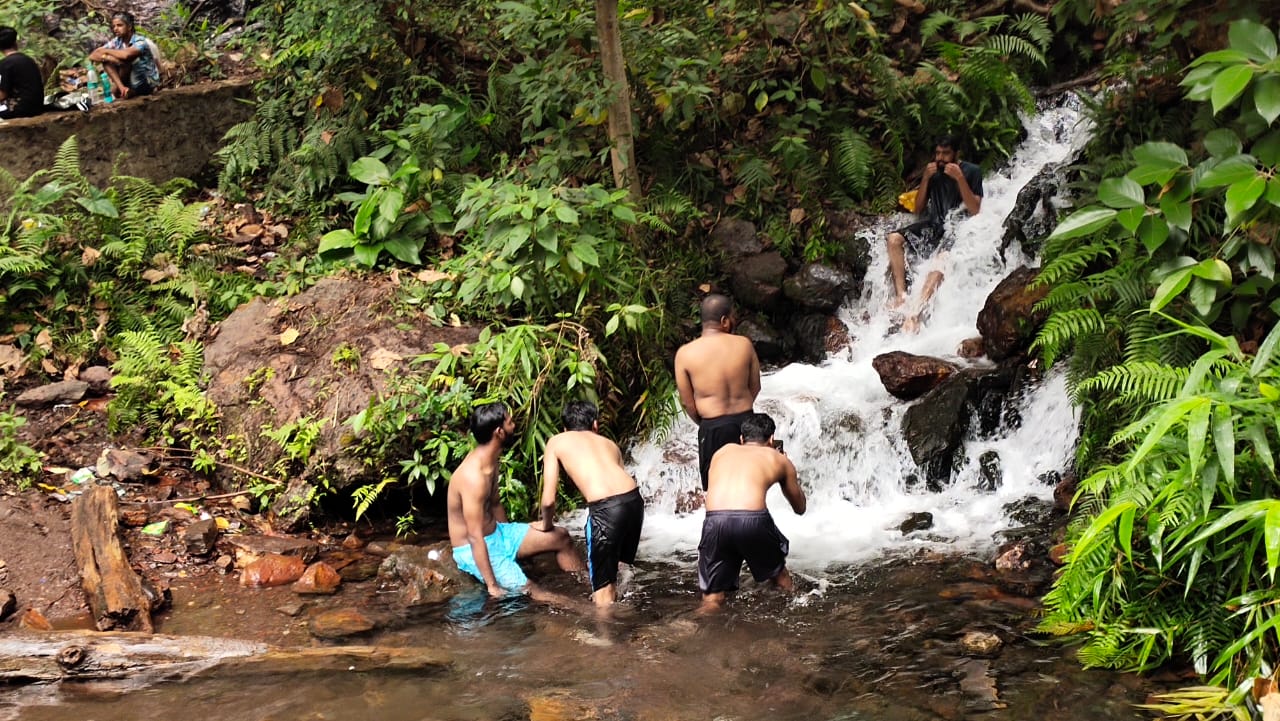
[624,98,1095,576]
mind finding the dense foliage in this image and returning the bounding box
[1035,16,1280,698]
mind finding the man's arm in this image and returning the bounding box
[462,480,505,597]
[674,349,701,423]
[912,162,938,217]
[539,439,561,532]
[746,342,761,401]
[945,163,982,215]
[779,458,806,515]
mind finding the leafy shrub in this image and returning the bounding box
[0,402,42,488]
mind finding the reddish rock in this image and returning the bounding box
[957,337,985,359]
[292,562,342,595]
[976,266,1050,362]
[227,535,319,567]
[308,607,376,638]
[240,553,306,588]
[872,351,959,401]
[19,607,53,631]
[1049,543,1070,566]
[119,507,150,527]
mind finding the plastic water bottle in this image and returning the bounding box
[102,77,114,103]
[86,63,103,104]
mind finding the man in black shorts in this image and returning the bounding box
[886,134,984,332]
[698,412,806,612]
[0,27,45,120]
[540,401,644,607]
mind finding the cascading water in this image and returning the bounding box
[624,97,1095,576]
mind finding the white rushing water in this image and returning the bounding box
[611,99,1095,578]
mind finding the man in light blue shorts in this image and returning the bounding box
[447,402,585,597]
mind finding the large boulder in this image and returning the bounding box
[736,316,789,363]
[975,266,1050,362]
[729,252,788,312]
[901,372,974,489]
[709,217,764,258]
[203,277,480,531]
[377,543,472,607]
[790,314,851,363]
[872,351,959,400]
[782,263,855,312]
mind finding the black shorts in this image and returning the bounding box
[585,487,644,591]
[894,218,951,258]
[697,411,752,491]
[697,509,789,594]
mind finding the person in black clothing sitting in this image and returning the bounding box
[0,26,45,119]
[885,134,984,333]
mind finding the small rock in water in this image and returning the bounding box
[899,511,934,534]
[959,630,1003,657]
[276,601,307,617]
[152,551,179,565]
[240,553,306,587]
[19,607,53,631]
[0,589,16,621]
[308,607,376,639]
[292,561,341,595]
[183,518,219,556]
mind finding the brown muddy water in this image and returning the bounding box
[1,553,1168,721]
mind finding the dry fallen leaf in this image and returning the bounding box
[368,347,403,370]
[789,207,807,224]
[35,328,53,351]
[41,358,59,374]
[416,269,452,283]
[279,328,300,346]
[0,344,23,372]
[81,246,101,266]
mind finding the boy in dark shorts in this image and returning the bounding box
[540,401,644,607]
[886,134,984,332]
[698,412,806,612]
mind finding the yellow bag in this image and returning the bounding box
[897,190,917,213]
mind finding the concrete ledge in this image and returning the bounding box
[0,78,256,185]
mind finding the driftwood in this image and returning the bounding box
[70,485,154,632]
[0,631,451,686]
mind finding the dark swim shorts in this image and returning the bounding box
[585,487,644,591]
[697,509,789,594]
[893,218,951,259]
[697,410,753,491]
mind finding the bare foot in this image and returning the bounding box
[901,314,921,334]
[888,293,907,310]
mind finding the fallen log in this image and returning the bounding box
[0,631,451,685]
[71,485,154,632]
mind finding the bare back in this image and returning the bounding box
[446,448,500,548]
[543,431,636,503]
[675,332,761,421]
[705,443,805,515]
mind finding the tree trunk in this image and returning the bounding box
[0,631,451,685]
[70,485,154,632]
[594,0,642,201]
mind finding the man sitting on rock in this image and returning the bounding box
[89,12,160,99]
[0,27,46,119]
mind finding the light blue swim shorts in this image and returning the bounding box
[452,522,531,591]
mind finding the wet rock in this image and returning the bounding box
[79,365,113,395]
[1053,472,1078,513]
[782,263,855,312]
[902,374,973,488]
[977,451,1002,492]
[957,336,985,359]
[525,688,605,721]
[183,518,219,556]
[20,607,53,630]
[709,217,764,258]
[975,266,1050,362]
[292,561,342,595]
[214,555,234,572]
[790,314,851,363]
[152,550,179,565]
[736,316,789,363]
[1002,496,1054,526]
[0,589,15,621]
[960,630,1003,657]
[240,553,307,588]
[341,532,364,550]
[900,512,934,534]
[729,251,787,312]
[1000,162,1062,259]
[227,534,319,566]
[95,448,154,482]
[1049,543,1070,566]
[377,543,471,607]
[276,600,307,617]
[16,380,89,408]
[992,538,1053,596]
[873,351,958,401]
[954,658,1004,710]
[338,556,383,583]
[308,607,376,639]
[119,507,150,527]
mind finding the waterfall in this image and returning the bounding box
[622,98,1094,577]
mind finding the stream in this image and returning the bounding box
[0,97,1176,720]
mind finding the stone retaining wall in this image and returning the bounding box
[0,78,255,185]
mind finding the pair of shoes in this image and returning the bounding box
[75,97,91,113]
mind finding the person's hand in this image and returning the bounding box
[486,582,508,598]
[923,162,940,180]
[942,162,963,180]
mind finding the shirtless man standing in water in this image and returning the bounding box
[674,294,762,491]
[540,401,644,607]
[699,412,806,612]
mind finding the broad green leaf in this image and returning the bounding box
[1159,194,1193,231]
[318,229,356,253]
[1126,397,1205,469]
[75,197,118,217]
[1255,130,1280,165]
[1099,176,1146,209]
[1188,49,1253,68]
[811,67,827,92]
[1225,174,1267,223]
[1134,141,1190,168]
[1212,65,1256,115]
[553,205,580,224]
[754,91,769,112]
[1269,178,1280,208]
[1204,129,1243,158]
[1252,318,1280,376]
[349,157,391,185]
[571,241,600,267]
[1181,64,1220,100]
[1213,403,1236,484]
[509,274,525,299]
[1186,400,1211,471]
[1150,266,1193,311]
[1047,207,1116,240]
[1229,19,1278,63]
[535,227,558,252]
[1247,241,1275,279]
[605,314,620,336]
[1116,205,1145,233]
[1071,501,1138,562]
[352,241,383,267]
[1118,505,1136,562]
[611,204,637,223]
[1190,257,1233,283]
[354,189,378,237]
[1188,277,1219,316]
[1244,421,1274,474]
[1198,154,1257,187]
[379,188,405,222]
[1267,504,1280,580]
[1254,75,1280,125]
[1137,215,1171,253]
[382,236,421,265]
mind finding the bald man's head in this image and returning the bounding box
[700,294,733,325]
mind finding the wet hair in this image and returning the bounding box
[111,12,136,31]
[561,401,598,431]
[740,413,776,443]
[470,402,510,443]
[935,134,959,152]
[700,294,733,324]
[0,27,18,51]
